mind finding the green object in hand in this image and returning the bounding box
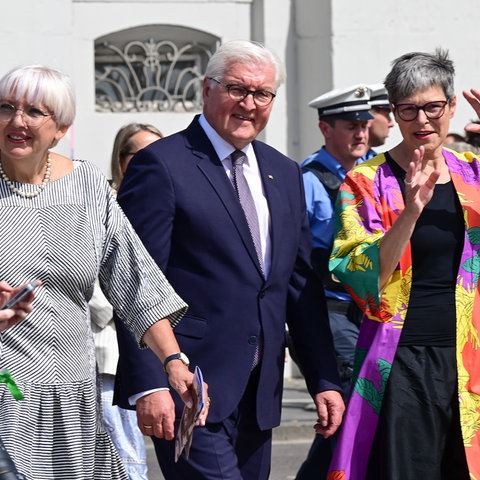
[0,369,24,401]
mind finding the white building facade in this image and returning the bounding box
[1,0,479,176]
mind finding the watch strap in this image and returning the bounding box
[163,352,188,372]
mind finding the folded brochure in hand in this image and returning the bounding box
[175,365,204,462]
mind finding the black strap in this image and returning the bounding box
[302,159,362,325]
[301,160,342,204]
[302,159,345,293]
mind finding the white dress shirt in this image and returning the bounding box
[199,114,272,276]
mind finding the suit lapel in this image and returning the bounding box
[185,120,264,277]
[254,143,283,282]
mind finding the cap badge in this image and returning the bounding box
[354,86,368,98]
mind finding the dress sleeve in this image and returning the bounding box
[95,180,187,347]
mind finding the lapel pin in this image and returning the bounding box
[268,175,274,180]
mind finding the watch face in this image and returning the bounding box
[180,353,190,365]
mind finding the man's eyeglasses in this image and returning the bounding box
[393,100,448,122]
[209,78,276,107]
[0,102,52,128]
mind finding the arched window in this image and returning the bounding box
[95,25,219,113]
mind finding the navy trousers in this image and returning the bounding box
[295,299,358,479]
[153,367,272,480]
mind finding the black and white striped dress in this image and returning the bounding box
[0,160,187,479]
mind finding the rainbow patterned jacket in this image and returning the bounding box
[327,149,480,480]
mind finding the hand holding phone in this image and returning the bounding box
[1,280,41,310]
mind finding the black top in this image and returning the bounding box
[385,153,464,346]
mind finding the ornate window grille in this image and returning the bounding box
[95,26,219,113]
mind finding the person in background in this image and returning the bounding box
[445,140,480,154]
[295,85,372,479]
[0,64,208,480]
[328,48,480,479]
[109,123,163,191]
[90,123,163,479]
[363,84,395,160]
[464,119,480,149]
[444,131,465,146]
[114,40,343,480]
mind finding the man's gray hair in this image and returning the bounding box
[205,40,286,89]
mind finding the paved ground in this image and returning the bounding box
[145,377,316,479]
[270,378,317,480]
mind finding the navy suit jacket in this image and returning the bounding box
[114,116,340,430]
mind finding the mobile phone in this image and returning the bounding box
[0,280,40,310]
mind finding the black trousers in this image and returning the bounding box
[295,299,359,480]
[367,345,470,480]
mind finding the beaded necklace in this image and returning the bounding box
[0,153,52,198]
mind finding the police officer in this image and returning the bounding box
[364,84,395,160]
[296,84,374,480]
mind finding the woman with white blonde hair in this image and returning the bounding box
[0,64,208,479]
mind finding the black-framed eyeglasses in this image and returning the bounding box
[209,77,276,107]
[393,100,448,122]
[0,102,52,128]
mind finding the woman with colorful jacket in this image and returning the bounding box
[328,49,480,479]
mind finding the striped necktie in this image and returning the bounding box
[230,150,264,273]
[231,149,264,367]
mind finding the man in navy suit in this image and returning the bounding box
[114,40,343,479]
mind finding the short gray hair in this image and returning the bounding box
[0,65,76,128]
[205,40,286,89]
[384,48,455,105]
